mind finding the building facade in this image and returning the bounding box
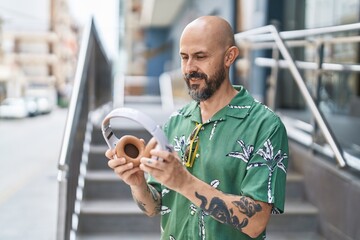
[0,0,79,106]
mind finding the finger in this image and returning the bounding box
[140,157,165,170]
[139,161,164,176]
[105,148,116,159]
[121,166,142,180]
[150,149,178,163]
[108,157,126,169]
[114,162,134,175]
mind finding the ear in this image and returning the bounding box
[224,46,239,67]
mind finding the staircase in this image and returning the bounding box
[266,166,325,239]
[76,104,164,240]
[74,104,324,240]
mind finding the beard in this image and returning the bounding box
[184,67,226,102]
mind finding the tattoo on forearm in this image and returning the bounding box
[135,199,147,213]
[232,196,262,217]
[148,185,161,214]
[148,185,160,202]
[132,184,161,216]
[195,192,262,230]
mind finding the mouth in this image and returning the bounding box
[185,72,207,82]
[189,77,204,83]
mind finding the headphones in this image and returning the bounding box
[102,107,173,166]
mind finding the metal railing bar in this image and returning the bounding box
[255,57,360,72]
[56,19,93,240]
[236,22,360,42]
[56,17,112,240]
[57,19,92,180]
[238,35,360,50]
[236,25,346,168]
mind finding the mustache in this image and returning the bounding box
[184,72,208,81]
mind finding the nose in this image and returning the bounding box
[184,58,198,73]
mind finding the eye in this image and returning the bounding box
[181,55,189,60]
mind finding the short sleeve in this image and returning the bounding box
[240,120,289,214]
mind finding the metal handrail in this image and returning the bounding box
[254,58,360,72]
[240,35,360,51]
[56,18,112,240]
[235,25,346,168]
[237,22,360,42]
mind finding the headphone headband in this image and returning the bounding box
[102,107,172,152]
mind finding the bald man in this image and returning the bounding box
[106,16,288,239]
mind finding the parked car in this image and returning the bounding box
[24,97,38,117]
[35,97,52,114]
[0,98,29,119]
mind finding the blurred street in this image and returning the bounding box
[0,108,68,240]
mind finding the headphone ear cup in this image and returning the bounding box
[143,137,158,158]
[115,135,145,167]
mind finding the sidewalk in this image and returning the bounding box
[0,108,68,240]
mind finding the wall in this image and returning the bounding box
[290,141,360,240]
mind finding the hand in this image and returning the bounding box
[105,148,146,187]
[139,149,191,192]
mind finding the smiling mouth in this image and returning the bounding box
[190,77,204,82]
[185,72,207,81]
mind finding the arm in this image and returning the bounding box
[130,181,161,217]
[105,148,161,217]
[140,150,272,238]
[180,175,271,238]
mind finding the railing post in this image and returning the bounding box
[312,42,325,149]
[267,46,280,110]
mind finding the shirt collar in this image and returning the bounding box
[182,85,255,123]
[225,85,254,119]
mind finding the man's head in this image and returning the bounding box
[179,16,239,102]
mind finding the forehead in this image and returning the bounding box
[179,31,216,55]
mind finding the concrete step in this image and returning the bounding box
[266,231,325,240]
[88,145,112,170]
[83,170,133,200]
[77,231,324,240]
[267,201,319,232]
[78,200,161,234]
[285,172,306,200]
[77,233,161,240]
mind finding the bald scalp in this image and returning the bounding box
[182,16,235,48]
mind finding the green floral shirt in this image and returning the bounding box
[149,86,289,240]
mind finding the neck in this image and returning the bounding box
[199,82,237,122]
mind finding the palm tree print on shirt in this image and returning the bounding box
[226,140,254,163]
[249,139,287,210]
[227,138,287,213]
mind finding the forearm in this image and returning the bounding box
[131,182,161,217]
[176,175,271,238]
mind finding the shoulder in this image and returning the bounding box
[252,99,284,126]
[163,101,196,130]
[229,86,284,127]
[168,101,197,121]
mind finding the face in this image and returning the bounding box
[180,36,228,102]
[184,66,226,102]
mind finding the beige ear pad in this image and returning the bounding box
[115,135,158,167]
[143,137,158,157]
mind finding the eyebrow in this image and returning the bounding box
[179,51,207,56]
